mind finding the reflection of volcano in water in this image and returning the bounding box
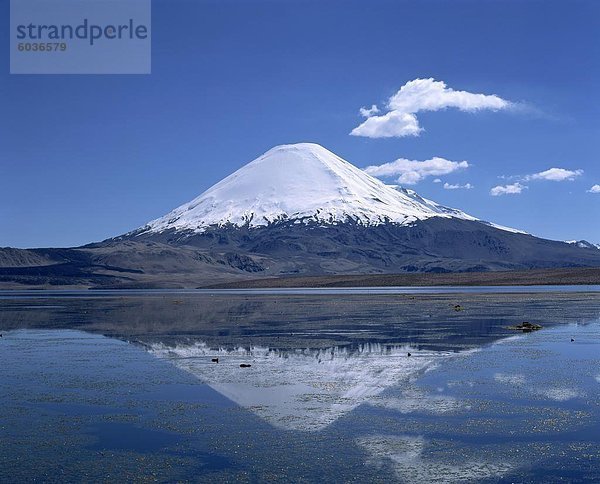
[148,342,476,431]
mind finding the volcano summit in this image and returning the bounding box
[134,143,514,236]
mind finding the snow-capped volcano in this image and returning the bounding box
[4,143,600,287]
[138,143,511,235]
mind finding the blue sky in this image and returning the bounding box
[1,0,599,248]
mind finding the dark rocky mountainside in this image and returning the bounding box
[131,217,600,274]
[3,217,600,288]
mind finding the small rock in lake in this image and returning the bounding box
[509,321,542,332]
[211,358,219,363]
[407,352,412,357]
[239,363,252,368]
[453,304,464,311]
[571,338,575,342]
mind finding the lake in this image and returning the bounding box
[1,288,599,482]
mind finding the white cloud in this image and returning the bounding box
[495,167,584,195]
[359,104,380,117]
[351,111,421,138]
[587,184,600,194]
[364,157,469,185]
[388,78,510,113]
[351,78,513,138]
[433,178,442,183]
[490,182,527,196]
[524,168,583,182]
[443,182,473,190]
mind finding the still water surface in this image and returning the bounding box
[1,289,599,482]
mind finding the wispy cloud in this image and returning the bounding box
[587,184,600,194]
[492,167,583,196]
[524,168,583,182]
[364,157,469,185]
[490,182,527,196]
[443,182,473,190]
[351,78,514,138]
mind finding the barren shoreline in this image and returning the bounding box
[1,267,599,291]
[204,267,600,289]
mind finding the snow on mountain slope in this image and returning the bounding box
[565,240,600,250]
[138,143,521,235]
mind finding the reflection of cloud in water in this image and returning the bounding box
[148,342,474,431]
[356,434,513,483]
[494,372,526,386]
[596,375,600,384]
[493,372,583,401]
[536,386,582,402]
[492,334,525,345]
[446,380,475,388]
[372,388,464,415]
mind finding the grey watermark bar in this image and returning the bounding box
[10,0,151,74]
